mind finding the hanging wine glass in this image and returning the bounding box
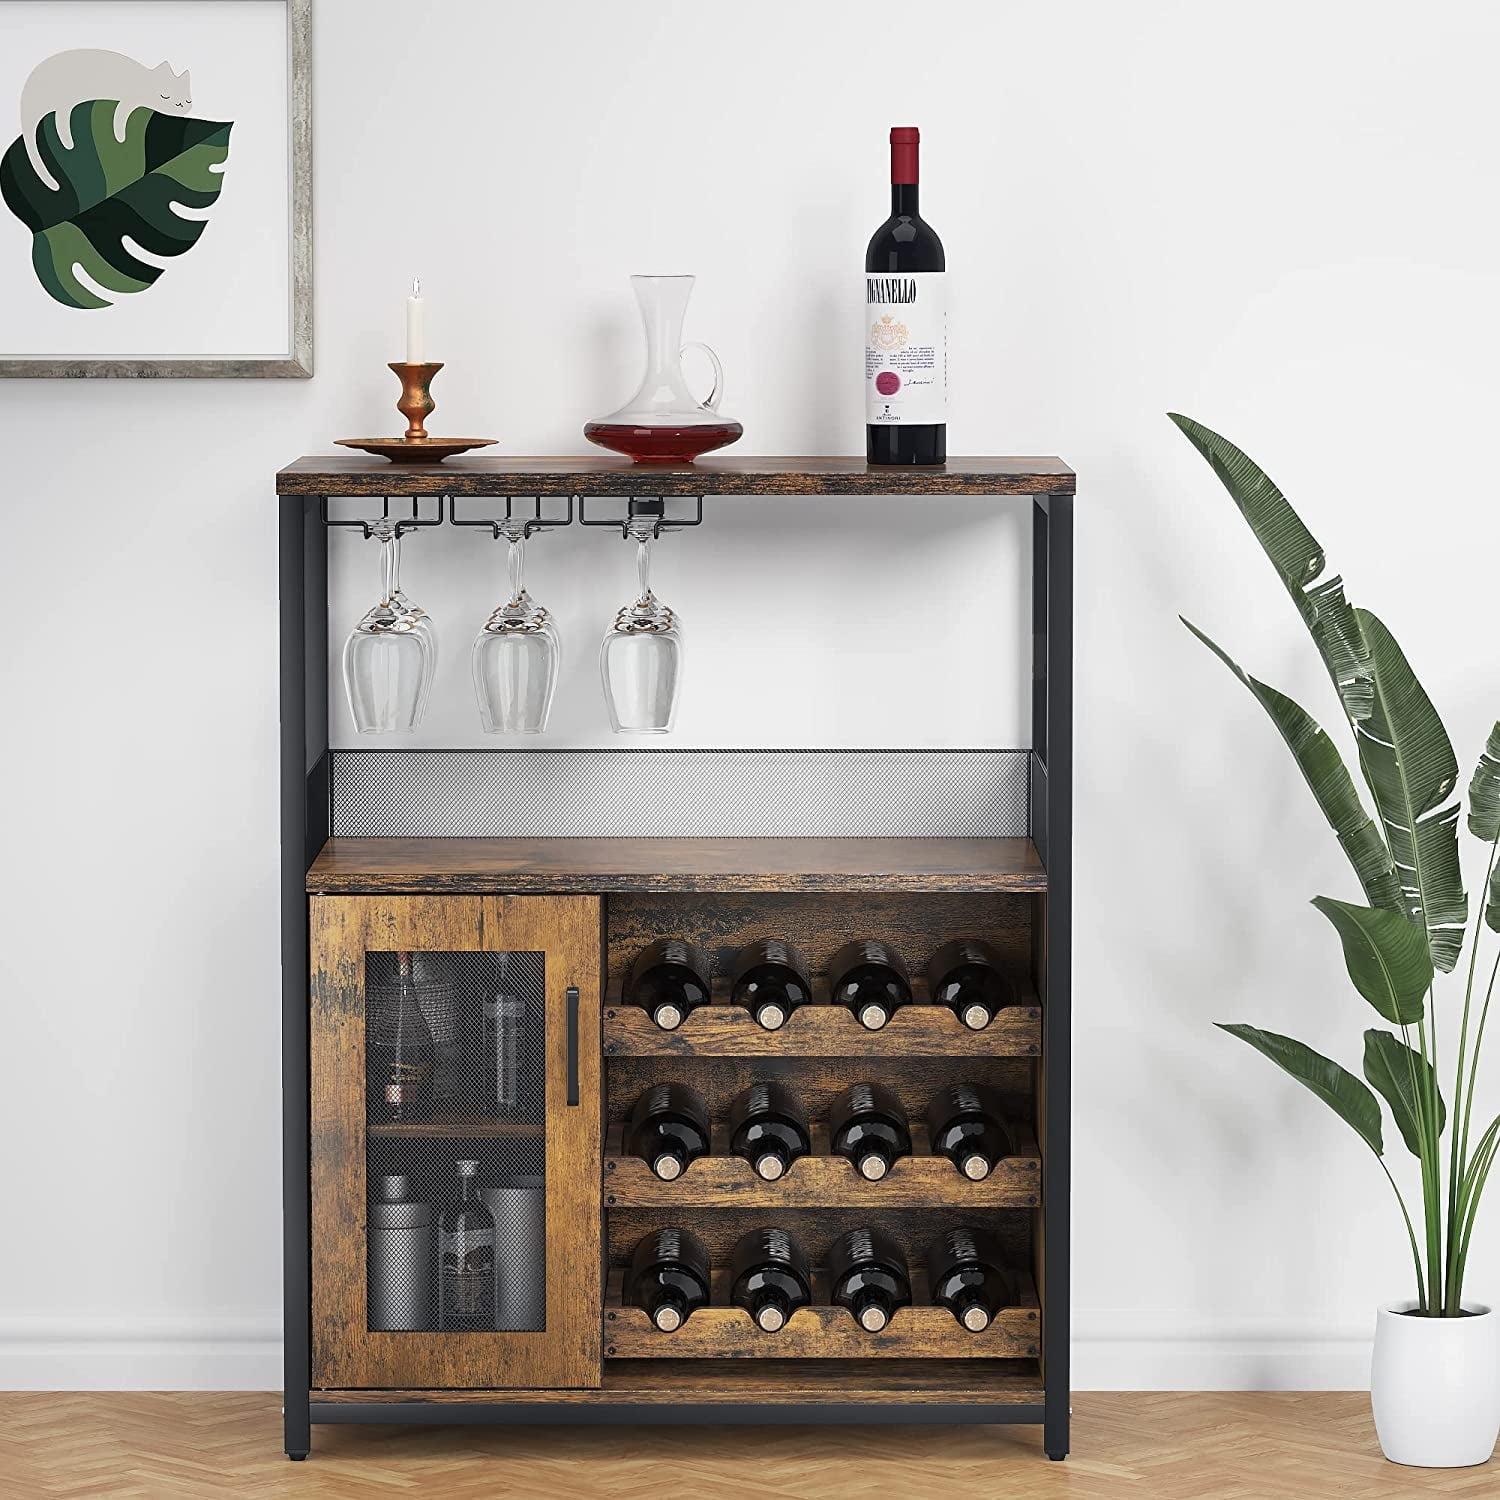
[472,519,560,734]
[342,517,438,734]
[600,517,682,733]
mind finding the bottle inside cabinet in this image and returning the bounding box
[438,1160,496,1332]
[828,940,911,1031]
[625,1082,711,1181]
[626,1226,711,1332]
[729,1226,812,1332]
[829,1082,912,1180]
[829,1226,912,1331]
[729,939,812,1031]
[727,1081,811,1181]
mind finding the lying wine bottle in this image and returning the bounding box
[626,1226,711,1332]
[729,939,811,1031]
[928,939,1015,1031]
[829,1081,911,1181]
[626,939,711,1031]
[927,1225,1012,1332]
[926,1082,1012,1181]
[727,1081,810,1181]
[625,1082,710,1181]
[729,1226,812,1332]
[829,939,912,1031]
[829,1226,912,1332]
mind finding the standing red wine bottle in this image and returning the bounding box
[865,126,946,466]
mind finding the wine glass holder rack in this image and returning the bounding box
[278,454,1072,1461]
[320,492,705,538]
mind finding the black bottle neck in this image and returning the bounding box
[891,183,919,218]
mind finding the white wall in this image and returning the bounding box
[1,0,1497,1391]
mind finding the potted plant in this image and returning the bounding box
[1175,413,1500,1468]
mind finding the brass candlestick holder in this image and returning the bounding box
[337,360,498,464]
[394,360,441,439]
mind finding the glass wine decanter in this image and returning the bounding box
[471,519,559,734]
[600,518,683,733]
[342,518,438,734]
[584,275,742,463]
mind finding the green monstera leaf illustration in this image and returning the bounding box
[0,99,231,309]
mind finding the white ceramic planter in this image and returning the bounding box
[1371,1302,1500,1467]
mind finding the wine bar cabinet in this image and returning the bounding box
[277,455,1073,1460]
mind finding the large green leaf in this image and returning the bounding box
[1363,1028,1445,1158]
[1354,609,1467,971]
[1,100,231,309]
[1218,1023,1384,1155]
[1183,619,1401,911]
[1467,723,1500,841]
[1311,896,1431,1025]
[1170,413,1372,722]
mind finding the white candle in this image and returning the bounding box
[405,276,424,363]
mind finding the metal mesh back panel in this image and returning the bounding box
[365,951,546,1333]
[332,749,1029,837]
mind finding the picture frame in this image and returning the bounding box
[0,0,311,376]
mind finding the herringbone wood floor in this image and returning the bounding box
[0,1392,1494,1498]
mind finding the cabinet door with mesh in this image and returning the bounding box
[310,895,601,1390]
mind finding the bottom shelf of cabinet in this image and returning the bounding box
[311,1357,1044,1408]
[602,1267,1040,1360]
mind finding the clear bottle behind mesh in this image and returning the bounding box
[437,1159,495,1332]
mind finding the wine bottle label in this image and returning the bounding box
[440,1236,495,1316]
[864,272,947,425]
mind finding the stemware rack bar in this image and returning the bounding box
[278,455,1072,1460]
[321,492,706,534]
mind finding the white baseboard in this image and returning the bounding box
[0,1317,282,1391]
[1,1319,1375,1392]
[1072,1312,1373,1391]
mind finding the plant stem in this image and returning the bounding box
[1444,839,1497,1314]
[1450,953,1500,1310]
[1416,1014,1443,1314]
[1396,1017,1432,1314]
[1379,1157,1428,1312]
[1453,1121,1500,1306]
[1459,950,1500,1191]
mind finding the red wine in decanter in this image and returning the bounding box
[583,420,743,463]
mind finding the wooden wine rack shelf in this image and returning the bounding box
[603,1268,1041,1361]
[603,1000,1042,1059]
[602,1121,1041,1210]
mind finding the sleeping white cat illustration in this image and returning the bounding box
[20,50,192,190]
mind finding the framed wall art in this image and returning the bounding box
[0,0,311,376]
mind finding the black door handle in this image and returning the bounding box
[566,986,580,1106]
